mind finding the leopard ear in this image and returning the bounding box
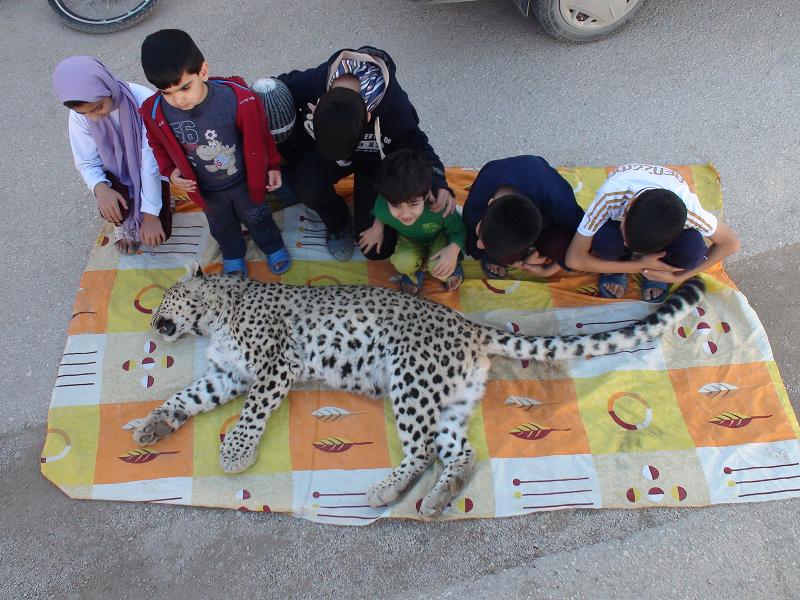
[180,261,204,283]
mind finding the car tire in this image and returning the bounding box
[530,0,647,42]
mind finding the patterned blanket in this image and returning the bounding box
[41,164,800,525]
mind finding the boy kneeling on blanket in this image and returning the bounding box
[565,164,740,303]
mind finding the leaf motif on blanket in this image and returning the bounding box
[311,407,367,422]
[508,423,571,441]
[708,412,772,429]
[118,448,179,464]
[312,437,373,453]
[504,396,545,411]
[697,383,739,398]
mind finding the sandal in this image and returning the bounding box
[444,262,464,291]
[399,270,426,295]
[481,256,506,279]
[223,258,248,278]
[267,247,292,275]
[599,273,628,299]
[641,277,669,303]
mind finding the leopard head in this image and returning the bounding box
[151,262,209,342]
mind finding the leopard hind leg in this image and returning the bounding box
[419,354,490,518]
[366,380,439,507]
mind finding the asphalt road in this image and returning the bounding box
[1,1,799,598]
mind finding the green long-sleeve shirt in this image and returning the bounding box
[372,195,467,250]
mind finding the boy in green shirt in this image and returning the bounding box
[359,150,466,294]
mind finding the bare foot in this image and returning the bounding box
[601,282,626,298]
[399,277,420,295]
[445,270,463,291]
[114,239,138,255]
[483,261,507,278]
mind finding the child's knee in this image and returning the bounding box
[243,203,274,226]
[391,251,421,275]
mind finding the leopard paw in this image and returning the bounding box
[418,487,450,518]
[132,408,183,445]
[366,480,401,507]
[219,429,258,473]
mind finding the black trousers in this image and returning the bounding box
[286,144,397,261]
[203,181,284,260]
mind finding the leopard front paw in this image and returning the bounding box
[132,408,186,445]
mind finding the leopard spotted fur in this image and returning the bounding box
[134,265,705,517]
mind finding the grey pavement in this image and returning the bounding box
[1,1,799,598]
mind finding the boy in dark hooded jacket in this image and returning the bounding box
[277,46,456,261]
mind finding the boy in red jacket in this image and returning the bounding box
[140,29,290,276]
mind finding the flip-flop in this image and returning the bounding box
[641,277,670,303]
[223,258,248,278]
[481,256,506,279]
[399,270,426,295]
[444,262,464,291]
[267,247,292,275]
[599,273,628,299]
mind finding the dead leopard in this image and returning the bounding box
[133,264,704,517]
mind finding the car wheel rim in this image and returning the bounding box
[558,0,641,30]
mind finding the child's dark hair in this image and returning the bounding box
[481,195,543,264]
[63,100,88,109]
[141,29,205,90]
[624,189,687,254]
[313,87,367,160]
[377,149,432,205]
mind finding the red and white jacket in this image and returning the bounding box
[140,76,281,210]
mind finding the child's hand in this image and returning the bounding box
[94,182,128,225]
[430,243,460,279]
[140,213,166,247]
[636,252,681,273]
[170,168,196,193]
[358,220,384,255]
[641,268,687,283]
[430,188,456,217]
[266,169,282,192]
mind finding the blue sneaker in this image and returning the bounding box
[326,229,354,262]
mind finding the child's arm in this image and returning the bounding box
[430,211,466,279]
[565,233,681,275]
[139,122,166,246]
[385,101,454,215]
[68,111,127,225]
[358,218,385,255]
[141,107,177,180]
[641,222,740,283]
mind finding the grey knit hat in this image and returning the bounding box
[252,77,296,144]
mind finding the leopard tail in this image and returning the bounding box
[484,276,706,361]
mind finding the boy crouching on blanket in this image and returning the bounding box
[358,150,467,294]
[462,155,584,280]
[565,163,740,302]
[140,29,291,278]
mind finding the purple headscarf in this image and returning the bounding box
[53,56,144,238]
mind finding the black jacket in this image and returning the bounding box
[278,46,449,192]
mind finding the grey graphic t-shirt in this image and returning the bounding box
[161,82,245,192]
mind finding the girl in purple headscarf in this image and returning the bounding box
[53,56,171,254]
